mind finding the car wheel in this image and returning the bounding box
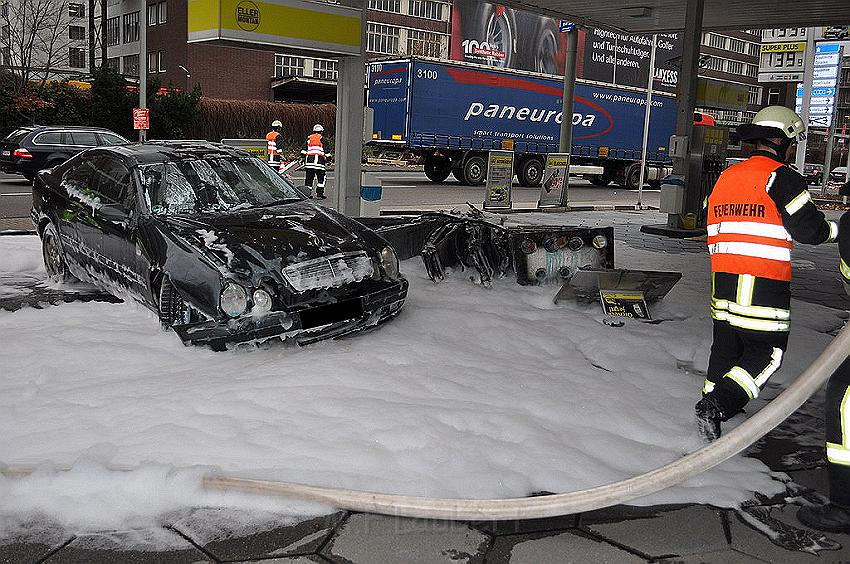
[41,221,75,283]
[23,173,34,182]
[531,21,560,74]
[517,157,544,187]
[158,275,193,328]
[462,155,487,186]
[424,155,452,183]
[468,3,517,68]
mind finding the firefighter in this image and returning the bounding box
[304,124,328,199]
[796,212,850,533]
[696,106,839,441]
[266,120,284,167]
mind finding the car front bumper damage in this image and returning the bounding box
[173,279,409,350]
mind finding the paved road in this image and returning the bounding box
[0,173,32,219]
[0,170,659,221]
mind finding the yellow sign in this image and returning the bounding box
[188,0,361,55]
[760,42,806,53]
[695,78,748,112]
[491,156,513,166]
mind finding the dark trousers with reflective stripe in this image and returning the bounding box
[826,358,850,506]
[705,319,789,416]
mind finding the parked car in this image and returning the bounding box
[31,141,408,350]
[0,125,129,181]
[803,163,824,185]
[830,166,848,183]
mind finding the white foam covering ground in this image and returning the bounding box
[0,216,845,539]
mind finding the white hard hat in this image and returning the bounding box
[271,120,282,128]
[737,106,806,142]
[313,124,324,133]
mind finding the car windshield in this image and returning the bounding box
[139,157,304,215]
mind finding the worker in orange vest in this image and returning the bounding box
[266,120,284,168]
[696,106,839,441]
[304,124,328,199]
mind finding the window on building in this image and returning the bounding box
[69,25,85,40]
[123,12,139,42]
[106,57,120,72]
[408,0,444,20]
[704,56,723,72]
[274,55,305,77]
[748,43,761,57]
[106,17,119,46]
[728,38,746,53]
[407,29,442,58]
[312,58,338,80]
[68,48,86,68]
[748,85,762,106]
[367,0,401,13]
[366,23,399,55]
[148,51,157,72]
[158,1,166,23]
[767,88,780,105]
[745,63,758,78]
[123,54,139,76]
[147,4,157,25]
[69,3,84,17]
[727,60,743,75]
[157,51,165,72]
[708,34,726,49]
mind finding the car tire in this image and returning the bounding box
[424,155,452,183]
[23,173,34,182]
[158,275,193,328]
[41,221,75,283]
[625,163,644,190]
[527,19,561,74]
[462,155,487,186]
[469,4,517,69]
[517,157,544,187]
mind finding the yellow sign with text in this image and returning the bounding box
[188,0,361,55]
[760,42,806,53]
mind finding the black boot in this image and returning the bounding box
[695,396,723,441]
[315,191,327,200]
[797,503,850,533]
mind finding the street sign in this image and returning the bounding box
[816,42,842,53]
[813,78,837,88]
[483,150,514,210]
[559,20,575,32]
[132,108,150,130]
[760,41,806,53]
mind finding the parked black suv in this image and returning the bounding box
[803,163,824,185]
[0,126,129,181]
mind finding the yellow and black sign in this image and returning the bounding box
[760,42,806,54]
[599,290,650,319]
[188,0,361,55]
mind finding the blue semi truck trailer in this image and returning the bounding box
[367,57,679,189]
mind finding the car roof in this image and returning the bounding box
[100,140,251,165]
[28,125,119,133]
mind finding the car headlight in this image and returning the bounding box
[380,246,400,280]
[252,289,272,314]
[220,283,248,318]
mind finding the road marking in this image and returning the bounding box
[0,192,31,197]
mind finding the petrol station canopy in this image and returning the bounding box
[499,0,850,33]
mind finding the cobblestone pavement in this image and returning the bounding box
[2,210,850,564]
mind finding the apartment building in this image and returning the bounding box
[1,0,92,79]
[695,30,764,127]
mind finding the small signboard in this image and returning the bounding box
[559,20,575,33]
[483,150,514,210]
[599,290,650,319]
[133,108,150,130]
[538,153,569,208]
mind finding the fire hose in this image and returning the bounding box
[5,323,850,521]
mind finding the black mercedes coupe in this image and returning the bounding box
[30,141,408,349]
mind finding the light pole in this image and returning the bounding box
[138,2,146,142]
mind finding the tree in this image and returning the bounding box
[0,0,73,96]
[89,65,133,137]
[146,78,203,139]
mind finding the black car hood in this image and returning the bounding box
[158,201,378,285]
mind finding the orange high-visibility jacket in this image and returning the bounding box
[707,156,793,281]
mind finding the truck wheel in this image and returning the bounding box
[462,155,487,186]
[517,158,544,187]
[625,164,644,190]
[424,156,452,183]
